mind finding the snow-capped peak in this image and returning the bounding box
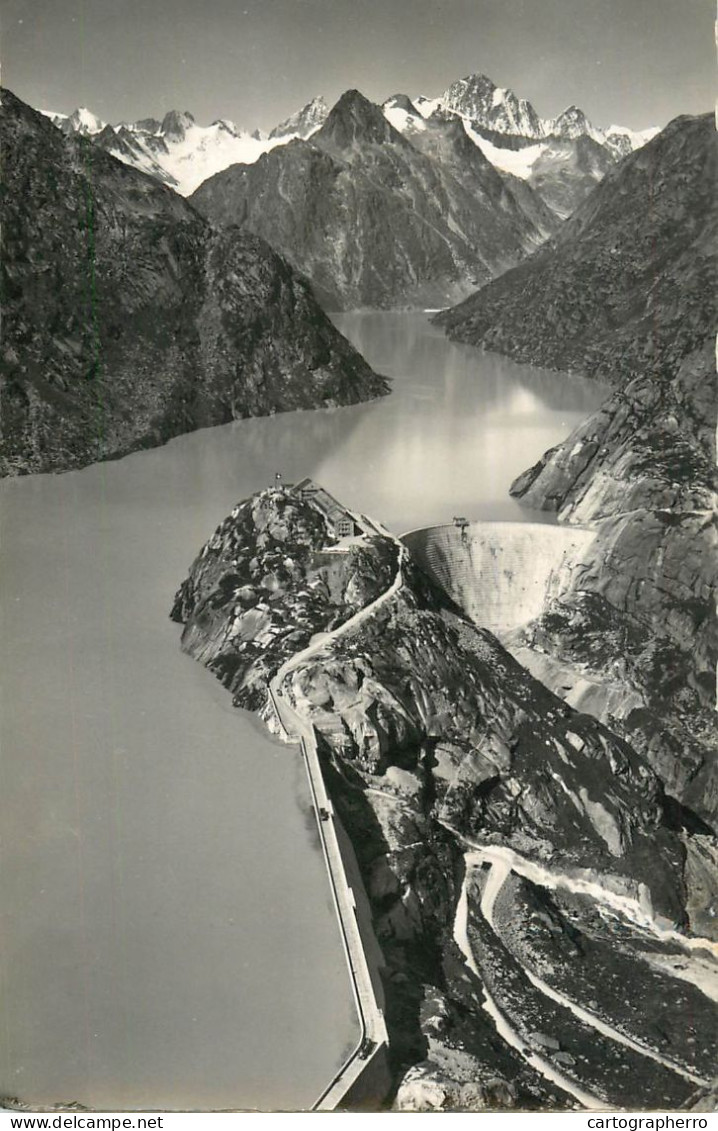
[406,72,659,159]
[160,110,196,139]
[382,94,426,135]
[440,73,546,139]
[55,106,107,135]
[268,96,329,140]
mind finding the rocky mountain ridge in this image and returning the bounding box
[42,102,323,197]
[189,89,558,310]
[435,72,656,155]
[0,89,387,475]
[435,112,717,386]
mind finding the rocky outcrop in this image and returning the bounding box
[509,344,716,519]
[435,113,717,387]
[190,90,556,310]
[0,90,387,475]
[170,490,399,710]
[172,484,718,1109]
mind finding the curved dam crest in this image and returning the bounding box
[402,521,596,635]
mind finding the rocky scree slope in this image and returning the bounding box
[0,90,387,475]
[435,113,717,386]
[190,90,556,311]
[171,486,718,1110]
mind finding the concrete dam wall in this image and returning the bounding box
[402,521,596,635]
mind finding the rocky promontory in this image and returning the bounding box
[0,90,387,475]
[172,484,718,1110]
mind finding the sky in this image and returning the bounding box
[3,0,715,132]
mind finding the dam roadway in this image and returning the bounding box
[268,491,401,1110]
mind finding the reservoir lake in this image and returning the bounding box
[0,313,606,1110]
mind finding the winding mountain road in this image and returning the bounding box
[468,850,711,1089]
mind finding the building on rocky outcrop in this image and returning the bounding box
[294,478,358,538]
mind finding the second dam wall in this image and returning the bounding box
[402,521,596,635]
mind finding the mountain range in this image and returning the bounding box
[37,72,661,311]
[7,54,718,1116]
[42,71,656,204]
[0,90,387,475]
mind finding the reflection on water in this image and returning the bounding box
[326,312,607,529]
[0,312,606,1110]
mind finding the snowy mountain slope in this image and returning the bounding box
[41,102,325,195]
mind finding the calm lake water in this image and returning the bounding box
[0,313,606,1110]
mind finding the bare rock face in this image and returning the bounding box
[172,484,718,1109]
[435,113,717,387]
[0,89,387,475]
[524,134,616,219]
[441,73,545,139]
[511,345,716,520]
[508,342,717,829]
